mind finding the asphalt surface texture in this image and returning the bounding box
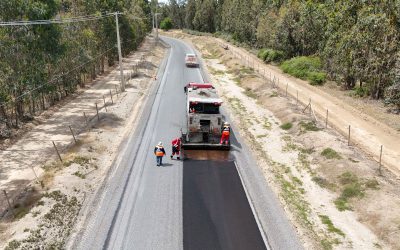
[183,160,265,250]
[72,36,303,250]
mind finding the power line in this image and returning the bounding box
[0,11,141,106]
[0,13,118,26]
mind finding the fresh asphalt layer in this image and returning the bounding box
[183,160,266,250]
[72,36,303,250]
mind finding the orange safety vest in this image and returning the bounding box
[222,127,230,136]
[155,146,165,156]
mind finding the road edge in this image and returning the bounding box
[66,39,172,249]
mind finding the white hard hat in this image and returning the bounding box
[158,141,163,146]
[224,122,230,126]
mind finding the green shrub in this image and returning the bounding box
[365,179,380,190]
[308,72,327,85]
[299,121,320,132]
[341,183,364,199]
[321,148,342,160]
[319,215,345,237]
[257,48,267,59]
[257,48,285,63]
[338,171,357,185]
[385,83,400,109]
[160,17,173,31]
[280,122,293,130]
[334,197,350,211]
[281,56,327,85]
[352,86,370,97]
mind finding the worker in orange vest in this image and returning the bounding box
[170,137,182,160]
[220,122,230,145]
[154,142,166,166]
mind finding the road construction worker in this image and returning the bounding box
[220,122,231,145]
[154,142,166,166]
[170,137,182,160]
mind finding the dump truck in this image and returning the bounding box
[181,83,230,150]
[185,53,199,67]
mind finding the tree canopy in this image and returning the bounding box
[0,0,152,134]
[159,0,400,105]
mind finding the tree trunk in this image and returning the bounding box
[344,75,356,90]
[14,105,18,128]
[41,92,45,110]
[0,105,10,128]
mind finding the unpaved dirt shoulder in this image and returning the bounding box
[163,30,400,176]
[164,32,400,250]
[0,36,167,249]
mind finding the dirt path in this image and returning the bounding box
[213,38,400,176]
[165,30,399,176]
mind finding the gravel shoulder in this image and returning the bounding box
[0,35,167,249]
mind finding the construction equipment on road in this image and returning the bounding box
[181,83,230,150]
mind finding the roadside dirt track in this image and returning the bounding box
[217,38,400,176]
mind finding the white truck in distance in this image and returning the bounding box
[185,53,199,67]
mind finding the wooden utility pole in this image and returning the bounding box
[115,12,125,92]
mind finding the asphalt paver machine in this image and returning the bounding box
[181,83,230,150]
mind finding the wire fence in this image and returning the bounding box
[0,47,151,219]
[216,40,389,176]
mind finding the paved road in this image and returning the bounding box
[183,160,266,250]
[72,37,303,250]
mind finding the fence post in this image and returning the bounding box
[325,109,329,128]
[103,95,107,112]
[348,125,351,146]
[379,145,383,175]
[110,90,114,104]
[30,166,39,184]
[95,103,99,121]
[3,190,14,217]
[83,112,88,125]
[52,141,63,163]
[302,98,311,113]
[285,83,288,97]
[69,125,77,143]
[115,85,119,97]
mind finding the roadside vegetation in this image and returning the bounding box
[160,17,173,31]
[0,0,152,139]
[257,49,285,63]
[159,0,400,112]
[281,57,326,85]
[5,190,81,250]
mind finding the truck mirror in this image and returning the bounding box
[184,86,187,93]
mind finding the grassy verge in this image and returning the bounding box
[334,172,379,211]
[5,191,81,249]
[319,215,345,237]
